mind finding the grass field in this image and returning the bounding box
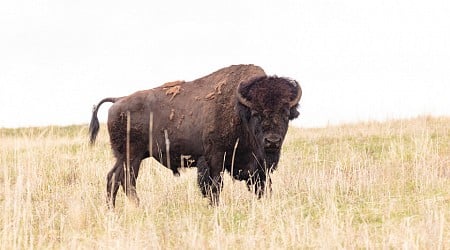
[1,116,449,249]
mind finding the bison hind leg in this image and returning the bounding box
[106,157,123,209]
[122,156,143,207]
[106,153,143,209]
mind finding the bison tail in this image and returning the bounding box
[89,97,120,145]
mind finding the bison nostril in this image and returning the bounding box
[264,135,282,148]
[265,137,281,143]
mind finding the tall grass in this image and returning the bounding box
[1,116,449,249]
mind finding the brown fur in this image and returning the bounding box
[89,64,302,207]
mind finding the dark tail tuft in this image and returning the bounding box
[89,97,120,145]
[89,104,100,145]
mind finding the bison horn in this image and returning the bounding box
[289,80,302,108]
[237,90,254,109]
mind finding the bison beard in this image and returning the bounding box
[89,64,302,207]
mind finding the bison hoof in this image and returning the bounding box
[172,170,180,177]
[209,193,220,206]
[127,195,140,208]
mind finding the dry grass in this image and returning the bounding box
[1,116,449,249]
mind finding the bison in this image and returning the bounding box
[89,64,302,207]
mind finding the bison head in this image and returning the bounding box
[237,76,302,169]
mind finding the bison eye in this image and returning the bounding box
[281,108,290,121]
[250,110,261,122]
[251,110,260,117]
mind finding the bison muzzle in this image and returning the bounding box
[89,64,302,207]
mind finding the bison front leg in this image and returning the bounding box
[247,171,272,199]
[197,156,223,206]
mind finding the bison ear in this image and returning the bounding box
[289,106,300,120]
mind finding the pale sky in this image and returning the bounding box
[1,0,449,128]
